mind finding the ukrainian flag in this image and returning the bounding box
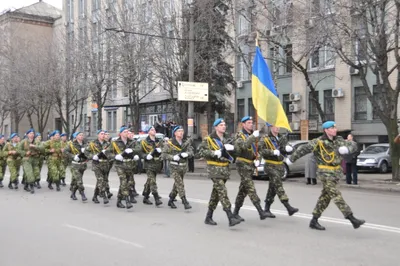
[252,47,291,131]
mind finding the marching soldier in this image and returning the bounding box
[287,121,365,230]
[233,116,269,221]
[198,118,242,227]
[105,126,140,209]
[85,129,110,204]
[0,135,7,188]
[104,130,113,199]
[162,125,193,210]
[64,132,88,201]
[258,123,298,217]
[35,133,45,185]
[43,130,63,191]
[127,130,139,203]
[3,133,21,189]
[139,126,163,206]
[59,133,69,186]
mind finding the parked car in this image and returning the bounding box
[254,140,311,180]
[356,143,391,173]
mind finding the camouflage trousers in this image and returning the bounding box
[7,159,21,183]
[115,165,133,199]
[264,164,289,204]
[21,157,40,184]
[106,161,114,190]
[127,168,137,192]
[48,157,61,183]
[38,157,44,174]
[0,161,7,181]
[169,165,187,199]
[312,172,352,218]
[93,162,109,195]
[235,164,261,208]
[59,158,69,179]
[143,169,159,196]
[70,163,87,193]
[208,178,232,211]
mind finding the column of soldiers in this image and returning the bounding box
[0,118,366,231]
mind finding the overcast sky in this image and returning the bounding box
[0,0,62,13]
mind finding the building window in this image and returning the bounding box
[355,38,367,63]
[237,99,245,121]
[282,94,292,122]
[323,45,335,67]
[284,44,293,73]
[323,89,335,121]
[79,0,86,18]
[107,111,117,131]
[308,91,319,121]
[248,98,255,118]
[237,56,248,81]
[373,85,383,120]
[238,12,249,36]
[111,79,117,99]
[309,48,320,69]
[354,86,367,120]
[92,0,100,11]
[67,0,74,23]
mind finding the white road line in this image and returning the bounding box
[83,184,400,235]
[63,223,144,248]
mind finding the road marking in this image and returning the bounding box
[83,184,400,235]
[63,224,144,248]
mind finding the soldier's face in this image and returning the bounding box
[98,132,105,141]
[61,136,67,141]
[325,126,337,137]
[120,130,129,138]
[243,120,253,132]
[149,128,156,136]
[0,138,4,144]
[215,122,226,134]
[27,132,35,139]
[36,136,42,141]
[76,133,84,142]
[174,129,184,139]
[54,133,60,140]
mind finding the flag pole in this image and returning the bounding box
[254,32,259,175]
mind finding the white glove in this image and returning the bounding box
[273,150,280,156]
[74,155,80,162]
[156,148,162,153]
[173,155,180,161]
[115,154,123,161]
[224,144,234,151]
[92,155,99,161]
[253,130,260,137]
[125,148,133,154]
[285,145,293,153]
[133,155,139,161]
[101,149,106,154]
[254,160,260,167]
[180,152,188,158]
[146,154,153,160]
[285,157,293,165]
[81,148,85,153]
[214,150,222,158]
[338,146,349,155]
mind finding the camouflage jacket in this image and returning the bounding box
[3,142,22,161]
[17,139,43,159]
[43,139,63,159]
[290,134,357,172]
[258,132,289,163]
[162,137,194,169]
[234,129,257,167]
[64,139,88,164]
[105,137,139,169]
[85,139,110,164]
[0,143,6,161]
[139,136,163,172]
[198,132,234,179]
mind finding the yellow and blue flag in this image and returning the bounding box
[252,47,291,131]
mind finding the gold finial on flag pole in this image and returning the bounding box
[255,31,259,47]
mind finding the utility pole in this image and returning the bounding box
[187,1,195,137]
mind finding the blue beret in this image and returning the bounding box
[10,133,18,139]
[50,130,60,137]
[213,118,224,127]
[97,129,105,135]
[35,133,41,138]
[173,125,183,134]
[72,132,81,139]
[266,122,272,127]
[26,128,35,135]
[119,126,128,133]
[104,130,108,133]
[322,121,336,129]
[60,133,67,137]
[241,116,253,123]
[0,134,4,139]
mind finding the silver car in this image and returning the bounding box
[254,140,311,180]
[356,143,391,173]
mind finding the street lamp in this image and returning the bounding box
[187,0,195,137]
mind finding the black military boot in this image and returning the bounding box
[233,206,245,222]
[204,209,217,225]
[346,214,365,229]
[181,196,192,210]
[168,197,177,209]
[225,209,242,227]
[264,201,276,218]
[36,180,41,189]
[255,202,269,220]
[143,196,153,205]
[129,190,137,204]
[132,185,139,197]
[125,197,133,209]
[80,191,87,202]
[48,182,54,190]
[92,188,100,204]
[106,188,113,199]
[61,178,66,186]
[101,191,109,204]
[309,216,326,230]
[153,193,163,206]
[30,184,35,194]
[306,178,311,185]
[116,198,126,208]
[8,181,13,190]
[282,200,299,216]
[312,178,317,185]
[70,189,78,200]
[13,181,18,190]
[56,182,61,192]
[0,181,4,188]
[24,183,31,192]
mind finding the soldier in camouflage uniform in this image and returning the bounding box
[198,118,242,227]
[233,116,268,221]
[126,130,139,203]
[17,129,43,194]
[139,126,163,206]
[287,121,365,230]
[104,131,113,199]
[35,133,44,184]
[3,133,21,189]
[43,130,63,191]
[85,129,110,205]
[258,123,298,217]
[105,127,140,209]
[59,133,69,186]
[0,135,7,188]
[64,132,88,201]
[162,125,193,210]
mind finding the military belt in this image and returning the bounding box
[317,165,340,170]
[72,161,86,165]
[236,157,253,164]
[93,159,108,163]
[265,159,283,165]
[206,161,229,167]
[170,161,186,166]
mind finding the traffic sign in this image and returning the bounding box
[177,81,209,102]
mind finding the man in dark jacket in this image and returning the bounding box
[343,134,360,185]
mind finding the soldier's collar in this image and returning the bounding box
[241,128,252,135]
[171,137,182,147]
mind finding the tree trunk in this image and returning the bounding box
[387,119,400,181]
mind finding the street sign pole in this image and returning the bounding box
[188,4,195,137]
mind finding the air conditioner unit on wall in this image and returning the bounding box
[332,88,344,98]
[290,92,301,102]
[237,81,243,88]
[291,121,300,131]
[349,66,359,75]
[289,103,300,112]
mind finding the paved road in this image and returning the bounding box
[0,169,399,266]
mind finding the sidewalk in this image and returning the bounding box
[186,159,400,193]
